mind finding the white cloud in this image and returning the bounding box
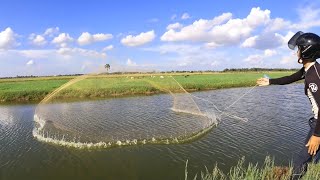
[0,27,18,49]
[244,54,264,65]
[241,36,257,48]
[241,31,295,51]
[102,45,114,51]
[121,30,156,47]
[162,6,320,51]
[57,47,107,59]
[5,5,320,76]
[126,58,137,66]
[77,32,91,46]
[0,49,111,77]
[143,43,227,70]
[291,6,320,30]
[26,60,34,66]
[93,33,113,41]
[31,35,47,46]
[244,49,278,66]
[78,32,113,46]
[264,6,320,32]
[43,27,59,37]
[161,12,232,42]
[181,13,190,20]
[161,7,270,46]
[52,33,73,47]
[241,33,284,50]
[166,23,183,30]
[204,42,220,49]
[144,43,200,55]
[246,7,270,27]
[264,49,277,56]
[209,7,270,45]
[29,27,59,46]
[279,55,299,67]
[265,18,291,32]
[19,49,53,59]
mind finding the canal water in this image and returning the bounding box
[0,84,312,180]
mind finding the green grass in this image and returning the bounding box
[185,156,320,180]
[0,79,69,102]
[0,71,297,103]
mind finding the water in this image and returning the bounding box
[0,84,312,180]
[33,92,217,148]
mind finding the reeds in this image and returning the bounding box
[184,156,320,180]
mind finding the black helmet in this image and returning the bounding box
[288,31,320,61]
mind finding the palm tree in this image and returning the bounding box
[104,64,110,73]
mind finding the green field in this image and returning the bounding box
[0,72,297,103]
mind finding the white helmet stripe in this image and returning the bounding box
[302,45,312,53]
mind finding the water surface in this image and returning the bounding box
[0,84,312,180]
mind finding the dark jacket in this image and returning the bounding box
[270,62,320,136]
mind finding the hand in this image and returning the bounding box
[256,78,270,86]
[306,135,320,155]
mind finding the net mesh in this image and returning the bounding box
[33,72,219,149]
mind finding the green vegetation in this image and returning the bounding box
[185,156,320,180]
[0,79,70,102]
[0,71,297,103]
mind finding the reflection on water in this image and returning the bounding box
[0,84,312,180]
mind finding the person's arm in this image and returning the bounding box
[256,68,304,86]
[269,68,304,85]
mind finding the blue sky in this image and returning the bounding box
[0,0,320,77]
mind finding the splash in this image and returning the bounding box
[33,73,219,149]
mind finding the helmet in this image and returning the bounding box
[288,31,320,61]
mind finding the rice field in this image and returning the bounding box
[0,71,297,103]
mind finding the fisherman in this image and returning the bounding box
[257,31,320,179]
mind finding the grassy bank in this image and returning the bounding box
[0,71,296,103]
[185,156,320,180]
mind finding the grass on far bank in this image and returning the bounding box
[0,71,297,103]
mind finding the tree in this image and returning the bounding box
[104,64,110,72]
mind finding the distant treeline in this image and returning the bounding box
[0,68,298,79]
[110,68,299,74]
[0,74,84,79]
[222,68,299,72]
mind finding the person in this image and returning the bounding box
[256,31,320,179]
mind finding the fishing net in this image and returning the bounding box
[33,68,220,149]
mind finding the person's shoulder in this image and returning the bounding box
[312,61,320,72]
[299,66,304,71]
[307,62,320,81]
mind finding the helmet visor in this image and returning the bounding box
[288,31,304,50]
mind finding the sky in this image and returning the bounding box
[1,0,320,77]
